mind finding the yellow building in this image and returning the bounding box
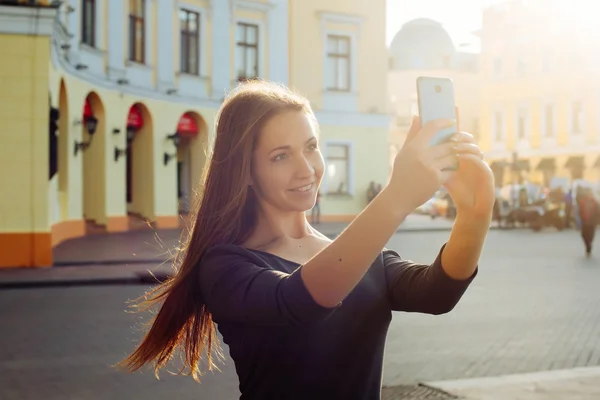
[387,19,480,169]
[0,0,390,268]
[477,0,600,188]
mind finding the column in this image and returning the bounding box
[156,0,175,91]
[210,0,231,99]
[107,0,126,80]
[267,0,289,85]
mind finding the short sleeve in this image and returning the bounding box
[198,245,339,327]
[383,244,477,314]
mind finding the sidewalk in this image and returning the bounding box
[0,214,457,288]
[50,213,457,267]
[423,367,600,400]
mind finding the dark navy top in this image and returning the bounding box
[198,243,476,400]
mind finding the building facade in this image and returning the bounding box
[387,18,480,170]
[0,0,390,268]
[477,0,600,188]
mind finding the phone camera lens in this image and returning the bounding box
[435,85,442,93]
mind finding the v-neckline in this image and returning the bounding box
[242,247,303,265]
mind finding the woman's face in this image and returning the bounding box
[251,110,324,213]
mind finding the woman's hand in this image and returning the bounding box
[442,132,495,219]
[388,116,460,213]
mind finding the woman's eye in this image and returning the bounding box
[273,153,288,161]
[308,144,318,151]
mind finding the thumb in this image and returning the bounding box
[404,115,422,143]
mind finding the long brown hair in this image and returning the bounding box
[116,81,317,381]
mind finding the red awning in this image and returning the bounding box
[177,113,198,137]
[83,98,93,119]
[127,105,144,129]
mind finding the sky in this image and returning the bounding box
[386,0,502,49]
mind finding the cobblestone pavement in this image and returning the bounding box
[383,229,600,386]
[1,229,599,399]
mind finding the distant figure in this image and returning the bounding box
[367,181,377,203]
[578,189,598,257]
[311,191,321,224]
[564,189,573,228]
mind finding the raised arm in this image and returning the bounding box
[384,246,476,315]
[300,118,476,308]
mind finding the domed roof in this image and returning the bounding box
[389,18,457,70]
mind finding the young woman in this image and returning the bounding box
[118,81,495,399]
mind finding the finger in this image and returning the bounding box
[433,153,459,171]
[458,153,489,168]
[405,115,422,143]
[416,118,457,145]
[453,131,476,143]
[454,142,482,158]
[455,106,461,131]
[441,169,456,184]
[429,140,458,160]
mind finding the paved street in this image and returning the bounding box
[1,228,600,399]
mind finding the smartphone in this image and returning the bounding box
[416,76,458,147]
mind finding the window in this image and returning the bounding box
[571,101,583,134]
[493,111,504,142]
[179,9,200,75]
[544,104,555,137]
[517,107,528,140]
[81,0,95,47]
[236,22,259,81]
[128,0,145,63]
[326,144,350,194]
[493,57,502,78]
[326,35,351,91]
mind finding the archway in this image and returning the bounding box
[80,92,105,224]
[126,103,154,220]
[170,112,207,214]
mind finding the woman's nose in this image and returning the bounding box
[295,155,314,178]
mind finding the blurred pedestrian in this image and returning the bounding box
[578,188,598,257]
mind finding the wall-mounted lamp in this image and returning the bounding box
[126,127,136,144]
[166,88,177,95]
[163,152,177,166]
[75,63,88,70]
[60,43,71,50]
[113,126,138,162]
[73,116,98,156]
[114,147,127,162]
[163,132,181,166]
[117,78,129,85]
[166,132,181,148]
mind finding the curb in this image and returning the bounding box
[0,271,171,290]
[423,366,600,391]
[53,258,165,267]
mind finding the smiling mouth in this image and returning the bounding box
[290,183,313,192]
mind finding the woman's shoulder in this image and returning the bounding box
[201,243,286,269]
[202,243,259,264]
